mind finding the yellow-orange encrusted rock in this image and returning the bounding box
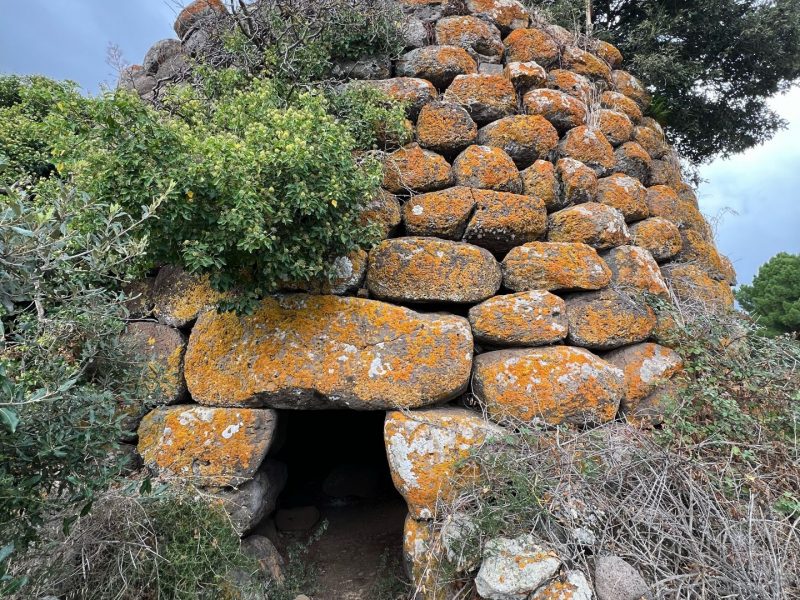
[469,290,568,346]
[611,70,651,108]
[558,126,616,175]
[444,73,517,124]
[474,346,624,425]
[523,88,587,132]
[185,294,474,408]
[520,160,562,211]
[595,40,623,68]
[467,0,530,32]
[532,571,594,600]
[633,124,668,159]
[404,187,476,239]
[596,173,648,222]
[504,28,559,66]
[614,141,652,184]
[502,241,611,292]
[676,229,734,283]
[385,407,505,518]
[644,184,683,225]
[435,15,504,63]
[173,0,226,39]
[396,46,478,89]
[476,115,559,168]
[504,61,547,91]
[137,405,277,486]
[600,90,642,122]
[453,144,522,192]
[152,265,228,328]
[547,69,592,100]
[604,342,683,424]
[367,237,501,303]
[359,77,438,119]
[403,516,449,599]
[649,157,683,187]
[123,321,187,404]
[561,45,611,81]
[556,158,598,205]
[661,263,734,310]
[629,217,682,262]
[360,189,402,239]
[383,143,454,194]
[548,203,630,249]
[564,289,656,350]
[598,109,634,146]
[603,245,669,297]
[416,101,478,155]
[462,189,547,252]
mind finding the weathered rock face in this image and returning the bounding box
[385,407,505,519]
[444,74,518,124]
[185,294,474,409]
[629,217,682,262]
[594,555,653,600]
[122,321,187,404]
[603,245,669,297]
[453,144,522,192]
[417,101,478,155]
[475,535,562,600]
[383,143,454,193]
[502,241,612,292]
[565,289,657,350]
[469,290,568,347]
[137,405,277,486]
[367,237,502,303]
[396,45,478,89]
[474,346,624,425]
[152,265,227,328]
[476,115,559,168]
[548,203,630,249]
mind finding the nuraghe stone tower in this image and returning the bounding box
[122,0,737,597]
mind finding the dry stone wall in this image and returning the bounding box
[124,0,736,597]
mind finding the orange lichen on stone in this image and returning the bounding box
[502,241,611,292]
[468,290,568,346]
[556,157,598,205]
[611,69,651,108]
[598,109,634,146]
[123,321,187,404]
[629,217,683,262]
[595,40,623,68]
[359,77,438,119]
[596,172,648,222]
[453,144,522,192]
[360,189,402,239]
[547,69,592,100]
[676,229,735,283]
[644,184,684,225]
[444,73,517,124]
[650,157,683,187]
[504,28,559,66]
[561,46,611,81]
[467,0,531,31]
[385,407,505,518]
[662,263,734,311]
[404,187,477,239]
[416,101,478,155]
[603,245,669,297]
[396,45,478,89]
[137,405,277,486]
[184,294,474,409]
[504,61,547,92]
[403,516,450,599]
[174,0,226,38]
[367,237,502,303]
[565,289,656,350]
[604,342,683,424]
[476,115,559,168]
[600,91,642,122]
[633,124,668,159]
[520,160,561,211]
[614,141,652,183]
[383,143,454,194]
[547,203,630,249]
[435,16,504,62]
[152,265,228,328]
[558,125,616,175]
[523,88,587,132]
[463,189,547,252]
[473,346,624,425]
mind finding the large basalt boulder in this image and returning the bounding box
[504,28,559,66]
[523,88,587,132]
[475,535,561,600]
[152,265,228,328]
[452,145,522,192]
[444,74,517,124]
[611,70,651,109]
[137,405,277,486]
[385,407,505,519]
[547,69,592,100]
[367,237,502,303]
[396,45,478,89]
[403,187,477,239]
[598,108,635,146]
[547,203,630,250]
[435,15,505,63]
[143,39,182,75]
[603,245,669,297]
[173,0,227,39]
[596,172,648,222]
[416,101,478,155]
[502,241,612,292]
[565,289,656,350]
[562,45,611,81]
[468,290,568,346]
[556,157,598,205]
[360,190,402,239]
[383,144,454,194]
[661,263,734,310]
[614,141,652,183]
[601,90,643,122]
[403,516,449,599]
[504,61,547,91]
[359,77,438,119]
[467,0,530,32]
[629,217,682,262]
[520,160,561,211]
[476,115,559,168]
[474,346,624,425]
[559,125,616,175]
[184,294,474,409]
[122,321,187,404]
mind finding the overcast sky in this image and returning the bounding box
[1,0,798,286]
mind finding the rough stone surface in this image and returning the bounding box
[396,45,478,89]
[595,40,623,68]
[360,190,402,239]
[604,342,683,423]
[561,45,611,81]
[453,144,522,192]
[523,88,587,132]
[558,126,616,175]
[241,535,285,585]
[367,237,502,303]
[143,39,182,75]
[661,263,734,311]
[173,0,226,39]
[331,55,392,80]
[474,346,624,425]
[611,70,651,108]
[614,141,652,184]
[122,321,187,404]
[475,535,561,600]
[520,160,561,211]
[383,143,454,194]
[403,187,476,239]
[462,188,547,252]
[477,115,559,168]
[185,294,474,408]
[594,555,653,600]
[468,290,568,346]
[152,265,227,328]
[548,203,630,250]
[385,407,505,519]
[557,158,598,205]
[504,61,548,91]
[282,250,367,295]
[634,124,668,159]
[596,173,648,222]
[532,571,593,600]
[359,77,438,119]
[565,289,656,350]
[137,405,277,486]
[435,15,504,63]
[123,277,155,318]
[403,516,448,598]
[504,28,559,66]
[599,109,635,146]
[601,90,642,122]
[603,245,669,297]
[467,0,530,32]
[416,101,478,155]
[629,217,682,262]
[502,241,611,292]
[676,229,733,283]
[444,73,517,124]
